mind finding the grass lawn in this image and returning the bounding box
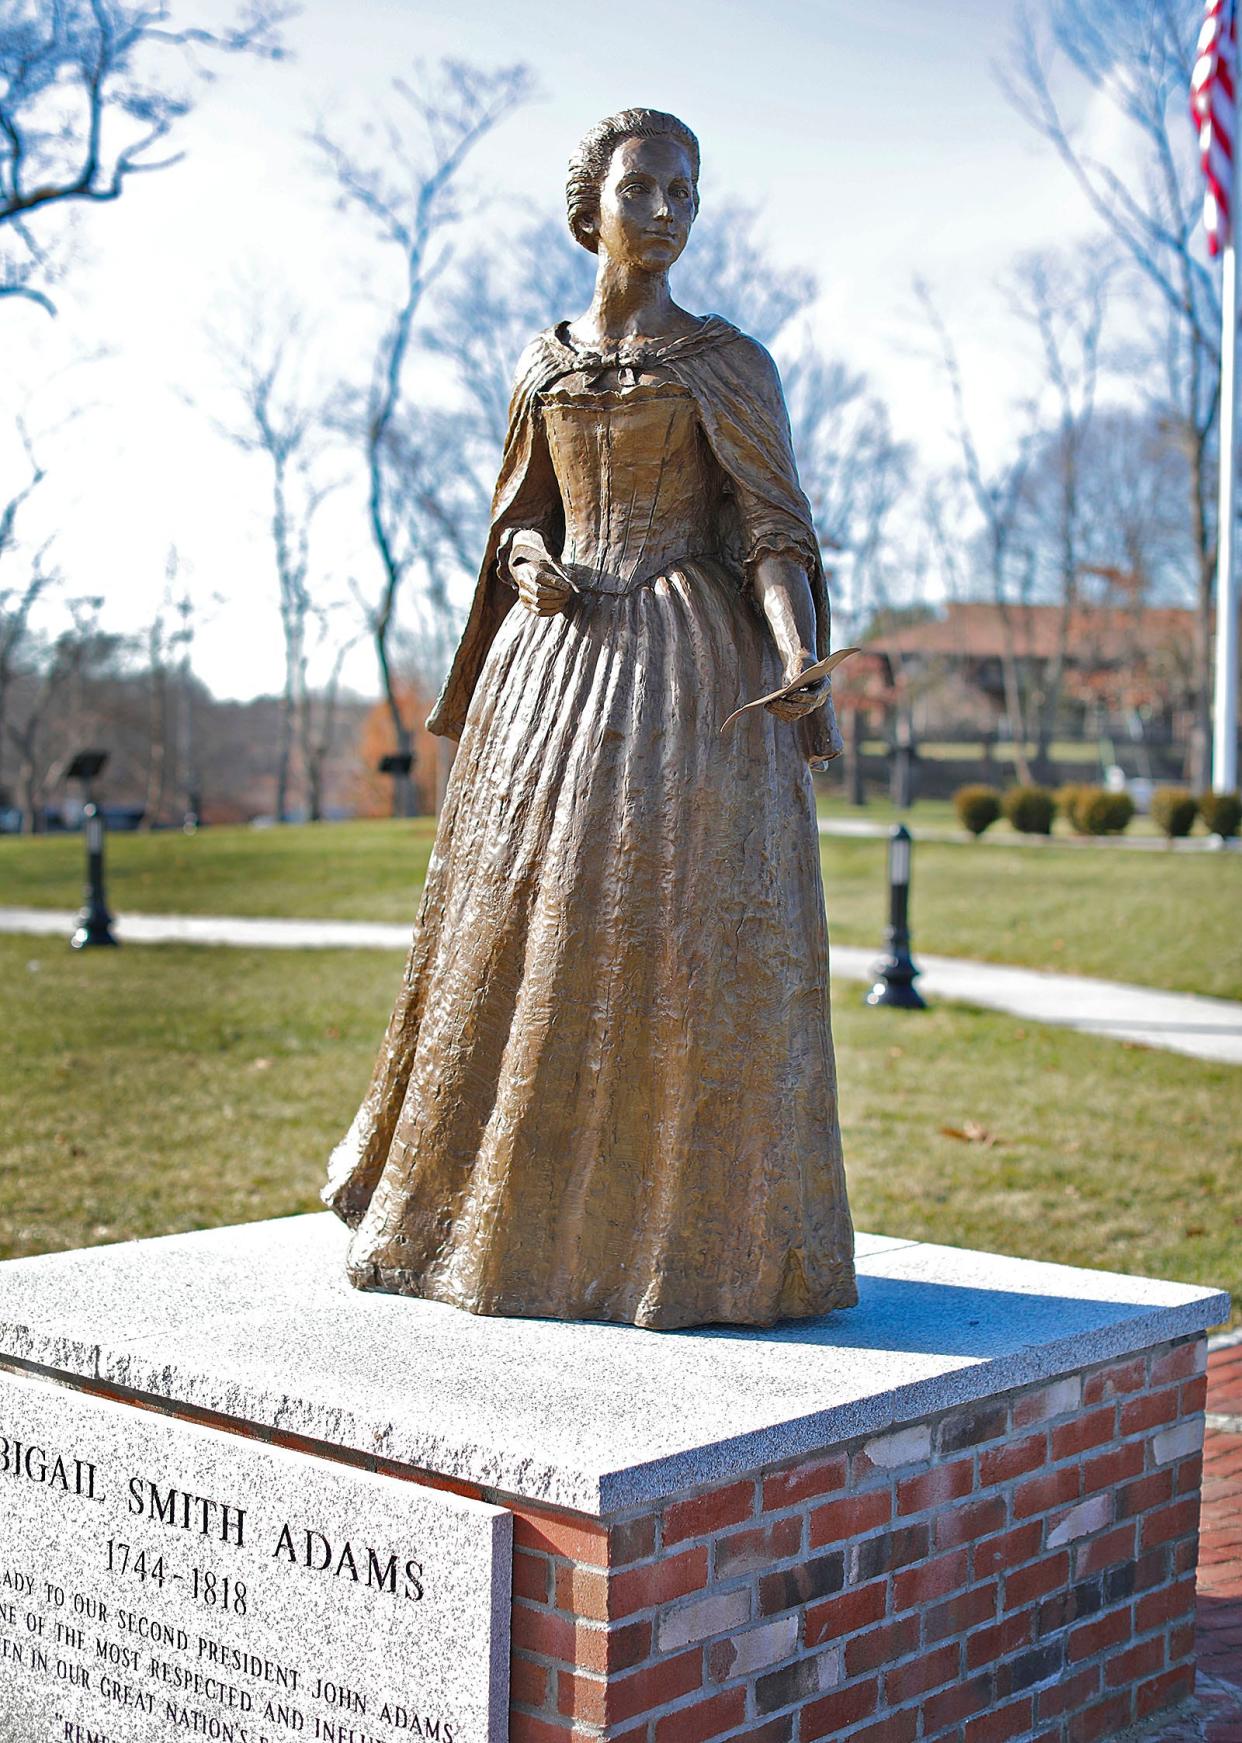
[2,936,1235,1323]
[3,820,1240,999]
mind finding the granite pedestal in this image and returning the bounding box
[0,1215,1227,1743]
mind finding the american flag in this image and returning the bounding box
[1192,0,1238,257]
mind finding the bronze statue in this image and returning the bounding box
[324,109,858,1329]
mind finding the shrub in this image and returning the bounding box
[954,784,1002,836]
[1199,791,1242,839]
[1002,784,1055,835]
[1151,787,1198,839]
[1075,789,1135,836]
[1055,784,1091,833]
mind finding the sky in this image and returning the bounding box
[0,0,1133,702]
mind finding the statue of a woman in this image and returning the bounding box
[324,109,858,1330]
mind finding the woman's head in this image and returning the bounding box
[566,109,700,270]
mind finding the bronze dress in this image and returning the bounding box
[324,320,857,1330]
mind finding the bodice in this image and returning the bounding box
[539,380,720,593]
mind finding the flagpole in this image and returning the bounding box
[1213,42,1241,794]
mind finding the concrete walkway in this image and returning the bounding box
[819,818,1242,854]
[3,905,1240,1067]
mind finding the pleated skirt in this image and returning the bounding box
[324,559,857,1328]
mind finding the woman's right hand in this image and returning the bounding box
[508,530,575,617]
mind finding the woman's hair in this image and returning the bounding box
[565,108,700,253]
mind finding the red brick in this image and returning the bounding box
[1174,1453,1204,1496]
[1139,1497,1200,1553]
[1083,1356,1146,1405]
[966,1612,1035,1673]
[575,1620,652,1676]
[1067,1607,1132,1663]
[562,1648,701,1727]
[1134,1548,1173,1592]
[1116,1469,1174,1519]
[511,1504,612,1566]
[1119,1387,1179,1436]
[898,1458,975,1516]
[810,1487,891,1546]
[1081,1442,1145,1494]
[716,1514,802,1576]
[965,1696,1033,1743]
[653,1685,746,1743]
[886,1641,960,1703]
[1150,1342,1201,1387]
[762,1453,848,1510]
[555,1563,608,1619]
[981,1433,1047,1487]
[609,1547,709,1619]
[1014,1380,1081,1429]
[611,1516,659,1565]
[513,1602,576,1661]
[804,1580,888,1647]
[924,1584,998,1643]
[1104,1635,1165,1689]
[1135,1664,1194,1720]
[1004,1551,1069,1611]
[729,1722,795,1743]
[1051,1407,1117,1461]
[1171,1537,1199,1577]
[508,1715,577,1743]
[846,1614,920,1676]
[801,1677,880,1740]
[1067,1692,1132,1743]
[923,1673,997,1735]
[1180,1374,1208,1414]
[973,1521,1042,1579]
[1013,1467,1081,1520]
[515,1550,552,1604]
[893,1547,970,1609]
[664,1480,754,1546]
[936,1496,1007,1550]
[1134,1576,1196,1635]
[1036,1665,1102,1721]
[849,1712,919,1743]
[1074,1522,1137,1578]
[1167,1620,1195,1664]
[512,1655,550,1708]
[554,1667,606,1728]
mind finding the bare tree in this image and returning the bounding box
[1007,247,1111,768]
[5,593,117,829]
[209,308,338,821]
[0,0,293,315]
[918,278,1036,781]
[313,58,533,817]
[300,602,362,823]
[1004,0,1220,782]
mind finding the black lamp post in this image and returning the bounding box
[378,751,414,819]
[67,750,118,951]
[866,823,925,1009]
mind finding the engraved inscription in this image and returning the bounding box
[0,1371,510,1743]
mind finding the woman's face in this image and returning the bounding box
[594,136,696,272]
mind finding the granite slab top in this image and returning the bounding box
[0,1215,1227,1514]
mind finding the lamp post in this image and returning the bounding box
[378,751,414,819]
[67,750,118,951]
[865,823,925,1009]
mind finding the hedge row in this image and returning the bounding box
[951,783,1242,840]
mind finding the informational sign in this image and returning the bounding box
[0,1368,511,1743]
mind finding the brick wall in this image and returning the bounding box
[44,1331,1210,1743]
[446,1335,1206,1743]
